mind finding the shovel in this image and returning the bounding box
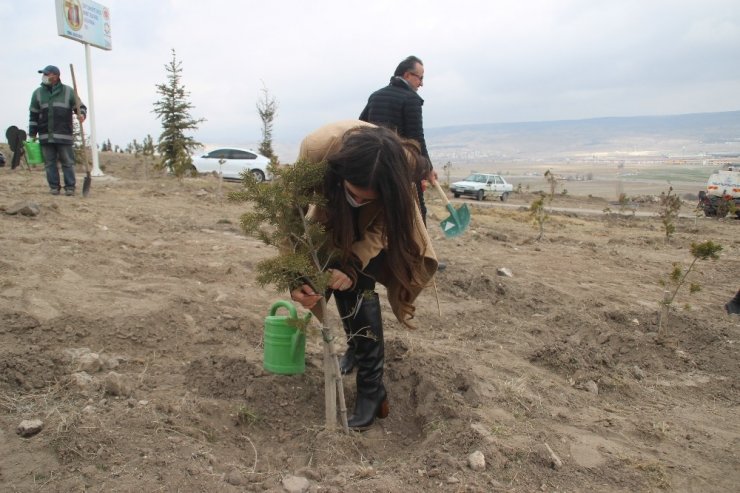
[431,180,470,237]
[69,64,91,197]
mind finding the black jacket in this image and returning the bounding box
[359,77,429,160]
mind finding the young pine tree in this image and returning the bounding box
[544,169,558,199]
[658,186,682,243]
[142,134,155,156]
[229,160,350,432]
[658,240,722,334]
[152,49,204,178]
[256,84,278,161]
[140,134,156,180]
[529,193,549,241]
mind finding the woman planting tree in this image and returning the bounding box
[290,120,438,429]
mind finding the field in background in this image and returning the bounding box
[443,161,716,199]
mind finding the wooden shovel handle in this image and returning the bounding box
[431,180,452,206]
[69,64,90,174]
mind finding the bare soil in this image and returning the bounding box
[1,152,738,492]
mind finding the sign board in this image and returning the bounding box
[55,0,112,50]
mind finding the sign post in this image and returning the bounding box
[55,0,111,177]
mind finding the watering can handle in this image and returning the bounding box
[432,180,452,206]
[269,300,297,318]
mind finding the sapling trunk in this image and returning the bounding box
[316,302,349,432]
[217,159,224,204]
[299,206,349,433]
[657,289,672,335]
[658,256,698,334]
[313,296,349,432]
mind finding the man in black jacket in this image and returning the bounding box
[342,56,443,376]
[360,55,434,223]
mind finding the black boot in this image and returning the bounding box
[344,292,389,429]
[335,294,358,375]
[726,290,740,315]
[339,347,356,375]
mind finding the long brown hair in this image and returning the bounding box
[323,126,428,308]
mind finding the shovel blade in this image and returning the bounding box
[439,203,471,237]
[82,173,91,197]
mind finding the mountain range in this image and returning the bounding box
[424,110,740,165]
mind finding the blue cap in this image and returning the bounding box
[38,65,60,76]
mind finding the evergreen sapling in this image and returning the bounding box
[230,159,350,432]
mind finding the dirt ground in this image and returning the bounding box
[1,151,738,493]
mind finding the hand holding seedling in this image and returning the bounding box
[291,285,322,309]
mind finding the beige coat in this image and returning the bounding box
[298,120,438,327]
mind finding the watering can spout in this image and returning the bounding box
[290,311,312,360]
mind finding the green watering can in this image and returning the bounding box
[24,138,43,166]
[263,300,311,375]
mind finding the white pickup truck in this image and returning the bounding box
[698,165,740,218]
[449,173,514,201]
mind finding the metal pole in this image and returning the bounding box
[84,43,104,176]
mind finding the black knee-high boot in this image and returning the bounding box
[343,292,389,429]
[335,294,358,375]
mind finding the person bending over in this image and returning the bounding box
[290,121,438,429]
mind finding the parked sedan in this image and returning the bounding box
[191,148,272,182]
[449,173,513,201]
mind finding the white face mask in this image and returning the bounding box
[344,187,371,208]
[41,75,51,86]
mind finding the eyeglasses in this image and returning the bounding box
[408,72,424,82]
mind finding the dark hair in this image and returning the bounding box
[323,126,427,311]
[393,56,423,77]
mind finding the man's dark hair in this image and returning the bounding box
[393,56,423,77]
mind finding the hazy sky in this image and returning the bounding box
[3,0,739,159]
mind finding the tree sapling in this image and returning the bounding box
[230,159,350,432]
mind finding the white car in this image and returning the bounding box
[449,173,513,201]
[192,148,272,182]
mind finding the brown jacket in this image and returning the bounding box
[298,120,438,327]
